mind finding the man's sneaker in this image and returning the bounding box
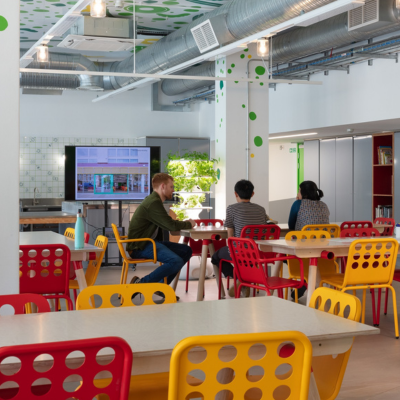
[130,276,141,284]
[130,276,142,300]
[154,291,180,302]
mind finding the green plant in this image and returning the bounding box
[165,151,218,220]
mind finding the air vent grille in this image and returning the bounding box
[191,20,219,53]
[348,0,379,31]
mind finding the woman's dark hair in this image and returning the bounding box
[299,181,324,201]
[234,179,254,200]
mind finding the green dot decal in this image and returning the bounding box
[254,136,263,147]
[235,81,239,84]
[0,16,8,31]
[242,104,246,108]
[240,54,245,59]
[255,66,266,76]
[231,64,235,68]
[227,69,232,74]
[220,81,224,90]
[249,112,257,121]
[260,82,264,86]
[217,168,221,180]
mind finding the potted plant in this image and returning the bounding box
[165,151,219,220]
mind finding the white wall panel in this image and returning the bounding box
[320,140,336,221]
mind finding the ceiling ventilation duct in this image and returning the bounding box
[348,0,393,31]
[162,0,400,96]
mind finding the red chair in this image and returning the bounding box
[340,221,373,231]
[218,224,281,299]
[228,237,304,298]
[184,219,225,293]
[19,244,73,311]
[374,217,395,236]
[0,336,132,400]
[0,294,51,315]
[385,270,400,317]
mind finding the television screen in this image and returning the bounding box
[64,146,160,201]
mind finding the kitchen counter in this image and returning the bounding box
[19,211,77,224]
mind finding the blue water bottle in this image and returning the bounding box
[75,209,85,249]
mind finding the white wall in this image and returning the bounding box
[199,101,215,140]
[269,58,400,134]
[20,86,200,138]
[269,142,297,202]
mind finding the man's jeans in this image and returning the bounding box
[130,241,192,284]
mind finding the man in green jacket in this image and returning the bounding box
[128,173,195,289]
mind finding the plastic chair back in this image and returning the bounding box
[344,238,399,286]
[85,235,108,286]
[302,224,340,238]
[374,217,395,236]
[0,294,51,315]
[228,237,269,287]
[241,224,281,258]
[111,223,130,263]
[309,288,361,400]
[168,331,313,400]
[64,227,90,243]
[340,228,380,238]
[340,221,373,231]
[285,231,338,279]
[19,244,70,297]
[76,283,177,310]
[0,336,132,400]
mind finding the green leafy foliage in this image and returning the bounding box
[164,151,218,220]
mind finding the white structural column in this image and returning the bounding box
[0,3,20,294]
[215,44,269,217]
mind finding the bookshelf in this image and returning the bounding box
[372,133,394,219]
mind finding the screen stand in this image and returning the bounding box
[103,201,124,267]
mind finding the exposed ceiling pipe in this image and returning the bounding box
[103,0,337,91]
[162,0,400,96]
[20,53,103,91]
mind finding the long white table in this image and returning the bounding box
[20,231,102,291]
[0,296,378,400]
[256,236,400,305]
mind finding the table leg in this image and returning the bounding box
[74,261,87,292]
[197,242,210,301]
[306,257,320,306]
[209,242,226,298]
[308,373,321,400]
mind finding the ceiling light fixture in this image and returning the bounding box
[91,0,107,18]
[269,133,318,140]
[257,38,269,58]
[396,0,400,9]
[115,0,123,7]
[36,45,49,63]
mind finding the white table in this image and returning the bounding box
[180,226,228,301]
[256,236,400,305]
[0,296,378,399]
[20,231,102,291]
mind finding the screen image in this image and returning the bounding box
[75,147,151,201]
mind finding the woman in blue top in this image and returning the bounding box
[288,181,330,230]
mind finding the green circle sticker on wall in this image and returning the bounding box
[217,168,221,180]
[249,112,257,121]
[255,66,266,76]
[220,81,224,90]
[254,136,263,147]
[0,16,8,31]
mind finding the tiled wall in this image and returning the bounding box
[19,137,138,199]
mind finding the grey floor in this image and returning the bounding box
[92,258,400,400]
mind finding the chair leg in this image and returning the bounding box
[123,262,129,285]
[389,285,399,339]
[120,261,126,285]
[218,262,222,300]
[361,289,367,324]
[294,289,298,304]
[185,260,190,293]
[385,285,390,315]
[377,288,382,326]
[284,288,288,300]
[227,276,230,290]
[371,288,377,326]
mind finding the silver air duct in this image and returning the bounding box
[20,53,103,91]
[104,0,337,91]
[163,0,400,96]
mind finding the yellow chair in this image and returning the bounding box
[168,331,313,400]
[111,223,164,285]
[76,283,176,309]
[64,227,75,239]
[284,231,339,302]
[320,238,399,338]
[69,235,108,302]
[309,287,361,400]
[302,224,341,238]
[77,283,176,400]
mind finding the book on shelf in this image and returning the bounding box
[377,146,392,165]
[375,205,392,219]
